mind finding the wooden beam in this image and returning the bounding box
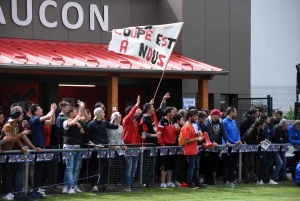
[198,79,209,109]
[107,76,118,118]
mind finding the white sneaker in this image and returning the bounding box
[2,194,13,200]
[91,185,98,192]
[62,186,68,194]
[174,181,181,187]
[268,179,278,185]
[257,180,264,185]
[166,182,176,187]
[74,186,82,193]
[8,193,14,199]
[124,187,132,192]
[37,189,46,196]
[160,183,167,188]
[68,187,76,194]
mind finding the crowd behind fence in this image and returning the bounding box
[1,143,299,194]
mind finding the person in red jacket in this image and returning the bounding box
[122,96,141,192]
[158,107,180,188]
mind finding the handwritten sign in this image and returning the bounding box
[109,22,183,70]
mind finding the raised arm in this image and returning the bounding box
[41,103,57,123]
[123,96,140,123]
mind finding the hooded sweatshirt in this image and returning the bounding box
[158,118,177,146]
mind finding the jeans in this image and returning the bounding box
[90,152,109,186]
[33,161,46,191]
[186,152,201,186]
[125,156,139,187]
[223,151,238,183]
[63,145,82,187]
[1,161,24,194]
[279,151,287,180]
[257,151,270,182]
[267,152,283,180]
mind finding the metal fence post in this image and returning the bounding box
[267,95,272,117]
[238,150,242,182]
[24,161,29,194]
[139,146,144,186]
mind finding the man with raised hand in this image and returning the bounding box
[28,103,57,199]
[123,96,141,192]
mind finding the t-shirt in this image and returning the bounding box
[30,116,45,149]
[182,123,198,155]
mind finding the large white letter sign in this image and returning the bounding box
[90,4,108,31]
[62,2,84,30]
[39,0,57,28]
[11,0,32,26]
[0,6,6,24]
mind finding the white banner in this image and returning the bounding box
[108,22,183,70]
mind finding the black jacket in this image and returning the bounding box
[244,124,264,144]
[86,119,118,145]
[268,117,280,130]
[240,114,255,142]
[203,117,228,144]
[140,115,158,145]
[271,124,289,143]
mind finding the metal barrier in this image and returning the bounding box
[1,143,299,194]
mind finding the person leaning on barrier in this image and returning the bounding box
[270,119,289,182]
[222,107,242,188]
[86,107,119,191]
[244,119,278,185]
[122,95,141,192]
[0,110,30,200]
[259,113,278,185]
[108,111,127,187]
[240,107,258,184]
[288,120,300,181]
[28,103,57,199]
[182,109,205,189]
[158,106,180,188]
[203,109,229,185]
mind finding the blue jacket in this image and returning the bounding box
[288,125,300,145]
[295,162,300,185]
[222,117,241,144]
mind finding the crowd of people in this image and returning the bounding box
[0,92,300,200]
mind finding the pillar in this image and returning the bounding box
[197,79,208,109]
[107,76,118,117]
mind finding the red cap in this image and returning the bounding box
[211,109,222,116]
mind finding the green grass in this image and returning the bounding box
[44,181,300,201]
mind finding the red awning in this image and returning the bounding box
[0,38,227,75]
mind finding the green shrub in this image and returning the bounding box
[284,108,295,120]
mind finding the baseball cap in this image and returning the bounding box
[94,107,103,119]
[8,110,22,122]
[210,109,222,116]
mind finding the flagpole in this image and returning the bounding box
[152,22,184,100]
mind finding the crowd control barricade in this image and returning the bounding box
[1,143,299,194]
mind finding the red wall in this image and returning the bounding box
[0,83,40,116]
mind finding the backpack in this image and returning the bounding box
[178,123,193,147]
